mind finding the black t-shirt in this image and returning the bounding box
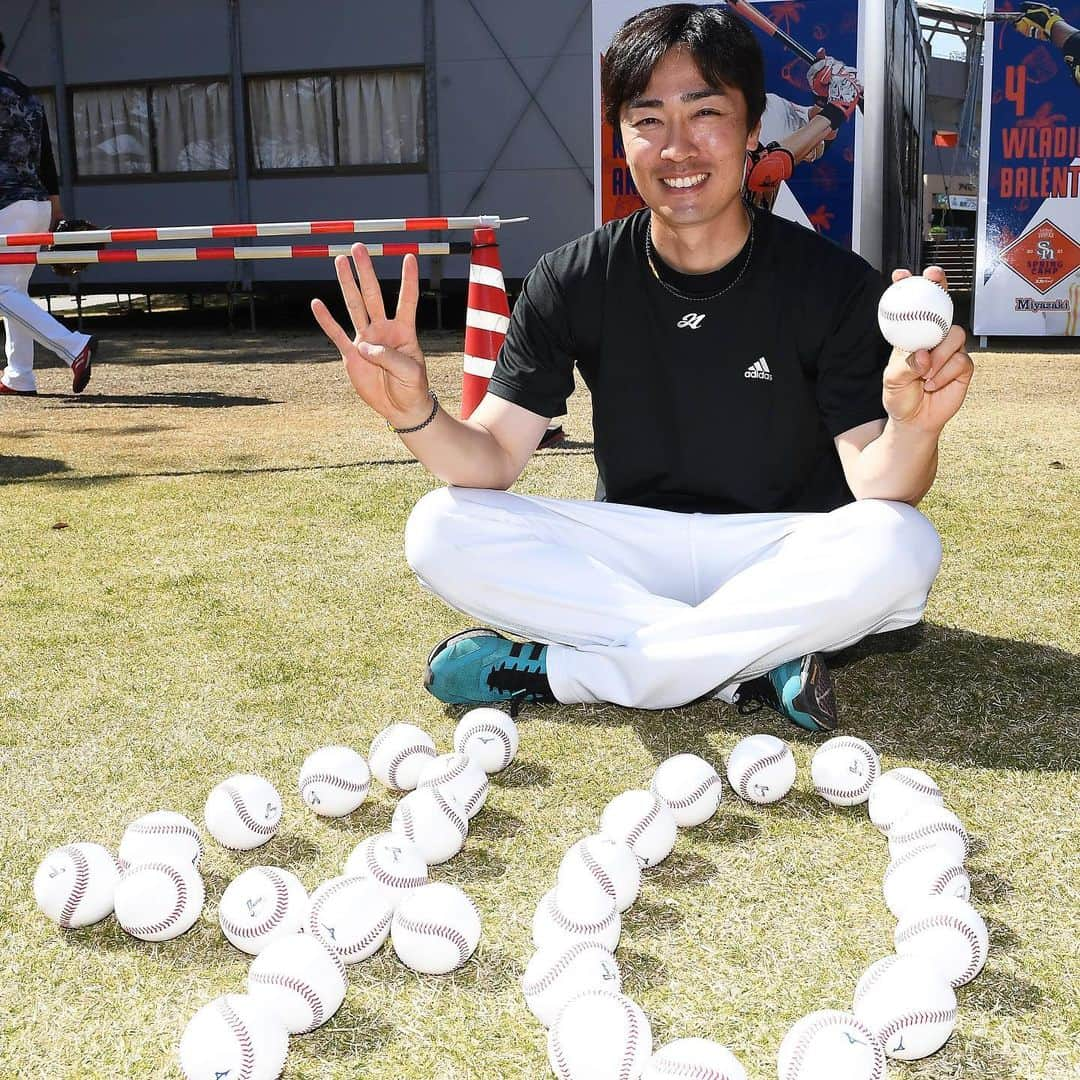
[487,206,890,515]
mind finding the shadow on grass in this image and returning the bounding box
[542,624,1078,773]
[435,844,507,885]
[961,965,1045,1016]
[301,995,399,1060]
[494,758,553,788]
[50,391,276,408]
[617,947,668,995]
[622,895,684,937]
[0,455,71,479]
[466,805,526,842]
[696,813,763,847]
[646,848,719,889]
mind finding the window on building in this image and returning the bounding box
[247,68,424,172]
[71,80,233,178]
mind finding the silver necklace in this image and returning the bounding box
[644,206,754,303]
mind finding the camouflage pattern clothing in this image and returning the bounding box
[0,71,58,211]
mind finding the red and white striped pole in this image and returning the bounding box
[461,227,510,419]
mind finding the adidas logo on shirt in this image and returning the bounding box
[744,357,773,381]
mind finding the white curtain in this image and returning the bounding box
[336,71,423,165]
[248,76,333,169]
[152,82,233,172]
[73,87,151,176]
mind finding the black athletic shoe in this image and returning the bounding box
[425,628,555,705]
[733,653,838,732]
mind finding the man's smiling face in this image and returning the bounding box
[620,47,760,233]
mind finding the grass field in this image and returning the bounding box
[1,325,1077,1079]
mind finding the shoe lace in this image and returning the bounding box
[485,642,551,702]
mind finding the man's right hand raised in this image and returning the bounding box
[311,244,433,430]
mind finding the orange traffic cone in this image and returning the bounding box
[461,227,509,419]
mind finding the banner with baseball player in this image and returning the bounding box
[974,1,1080,335]
[593,0,868,251]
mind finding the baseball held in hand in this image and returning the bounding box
[877,275,953,352]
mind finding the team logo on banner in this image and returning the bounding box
[999,220,1080,292]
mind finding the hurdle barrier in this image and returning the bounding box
[0,213,526,424]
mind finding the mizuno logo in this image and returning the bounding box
[677,313,707,329]
[744,357,772,381]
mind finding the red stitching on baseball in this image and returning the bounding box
[249,972,324,1032]
[364,844,427,891]
[309,878,391,961]
[58,845,89,929]
[218,998,256,1080]
[542,891,617,937]
[891,821,968,853]
[878,1007,957,1048]
[120,862,188,937]
[656,773,722,811]
[896,913,983,986]
[433,789,468,838]
[522,940,613,996]
[300,771,369,796]
[220,867,290,940]
[386,743,435,789]
[394,914,470,966]
[223,783,278,837]
[580,844,617,899]
[455,723,513,769]
[783,1012,883,1080]
[738,749,788,802]
[624,795,662,850]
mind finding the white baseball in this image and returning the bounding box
[298,745,370,817]
[218,866,309,955]
[547,989,653,1080]
[368,722,436,791]
[417,751,489,818]
[390,787,468,864]
[204,773,282,850]
[853,954,957,1060]
[558,834,641,913]
[119,811,202,869]
[726,734,796,805]
[894,896,989,987]
[114,859,205,942]
[645,1038,747,1080]
[247,930,347,1034]
[391,881,481,974]
[810,737,880,807]
[888,803,969,864]
[453,706,519,773]
[343,832,428,908]
[522,940,623,1027]
[867,767,943,835]
[877,275,953,352]
[178,993,288,1080]
[649,754,723,827]
[532,885,621,953]
[599,789,677,868]
[33,843,120,929]
[776,1010,884,1080]
[307,875,393,964]
[883,841,970,918]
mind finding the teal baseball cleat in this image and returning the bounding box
[425,628,555,706]
[733,653,838,732]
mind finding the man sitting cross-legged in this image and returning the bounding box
[311,4,972,732]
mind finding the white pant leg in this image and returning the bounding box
[405,487,703,648]
[0,200,90,391]
[552,499,942,707]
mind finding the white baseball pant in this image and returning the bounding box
[0,199,91,393]
[405,487,942,709]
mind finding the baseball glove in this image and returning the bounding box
[50,218,105,277]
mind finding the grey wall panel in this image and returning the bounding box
[62,0,230,83]
[441,168,593,278]
[4,0,54,86]
[437,0,588,62]
[240,0,423,72]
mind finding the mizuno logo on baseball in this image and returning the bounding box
[744,357,772,380]
[676,313,706,329]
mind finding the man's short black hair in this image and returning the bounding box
[601,4,766,131]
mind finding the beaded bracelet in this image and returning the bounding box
[387,390,439,434]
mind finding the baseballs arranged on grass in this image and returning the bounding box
[649,754,723,827]
[204,773,282,850]
[453,706,519,773]
[391,881,481,974]
[178,993,288,1080]
[888,803,969,864]
[343,832,428,909]
[776,1010,884,1080]
[883,840,971,918]
[547,989,652,1080]
[532,885,621,953]
[894,896,989,987]
[810,737,880,807]
[218,866,309,955]
[867,767,943,835]
[33,842,120,928]
[247,931,347,1034]
[297,745,370,817]
[118,811,202,869]
[726,734,796,805]
[368,722,436,791]
[644,1038,747,1080]
[307,875,393,964]
[599,789,677,868]
[877,275,953,352]
[522,940,622,1027]
[114,859,205,942]
[417,751,489,818]
[558,834,641,913]
[390,787,468,865]
[853,954,957,1060]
